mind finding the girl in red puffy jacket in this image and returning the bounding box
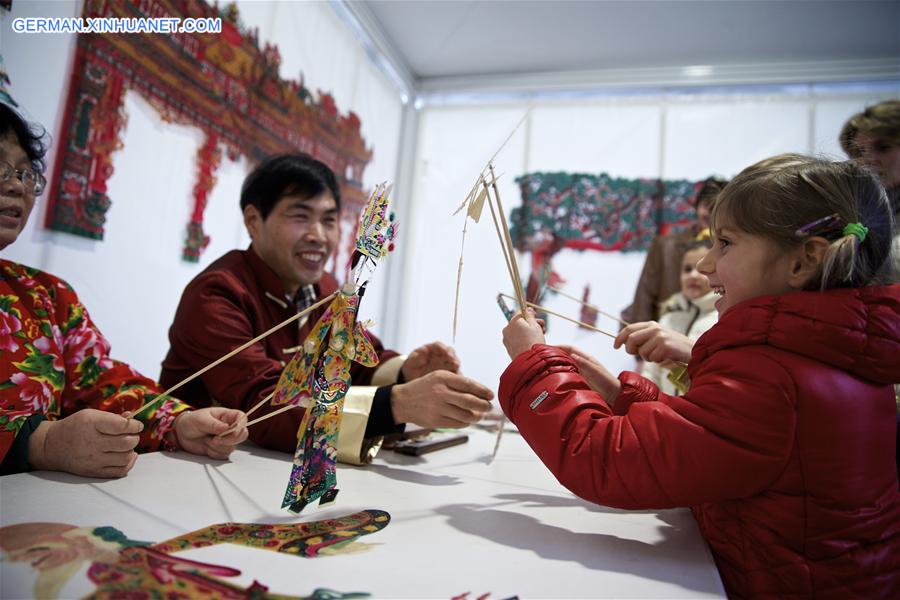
[500,155,899,598]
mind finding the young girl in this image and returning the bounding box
[640,239,718,394]
[500,155,899,598]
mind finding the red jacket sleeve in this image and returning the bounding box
[498,344,797,509]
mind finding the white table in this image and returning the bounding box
[0,427,725,599]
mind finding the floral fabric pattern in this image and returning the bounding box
[0,259,190,463]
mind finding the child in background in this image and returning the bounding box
[499,155,899,598]
[640,239,717,395]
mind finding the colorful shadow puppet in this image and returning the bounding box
[0,510,388,598]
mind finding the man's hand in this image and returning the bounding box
[29,409,143,478]
[502,308,546,359]
[401,342,461,381]
[174,408,248,460]
[391,370,493,428]
[557,345,622,403]
[614,321,693,365]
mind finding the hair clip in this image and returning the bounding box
[795,213,842,237]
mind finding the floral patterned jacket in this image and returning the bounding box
[0,259,190,468]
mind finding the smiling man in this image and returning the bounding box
[161,154,493,463]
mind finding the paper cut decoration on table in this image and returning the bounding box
[87,546,293,599]
[153,509,391,557]
[274,183,397,513]
[88,548,370,599]
[0,511,388,599]
[0,523,148,599]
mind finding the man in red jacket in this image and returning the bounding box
[161,154,493,463]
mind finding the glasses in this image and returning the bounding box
[1,159,46,195]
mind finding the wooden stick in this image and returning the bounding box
[488,163,526,315]
[245,391,275,419]
[131,291,338,419]
[218,391,284,437]
[487,109,530,165]
[502,293,690,369]
[499,293,618,339]
[452,212,470,343]
[453,176,482,216]
[484,178,517,292]
[547,285,631,327]
[244,402,302,429]
[489,414,505,463]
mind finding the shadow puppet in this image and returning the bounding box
[0,510,387,599]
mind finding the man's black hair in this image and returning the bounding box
[695,176,728,209]
[240,153,341,219]
[0,103,48,171]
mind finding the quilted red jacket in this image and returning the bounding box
[499,285,900,598]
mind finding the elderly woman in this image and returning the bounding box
[0,103,247,476]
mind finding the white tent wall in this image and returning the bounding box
[393,86,897,396]
[0,1,405,378]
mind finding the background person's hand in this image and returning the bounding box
[391,370,493,428]
[174,407,248,460]
[28,408,143,478]
[502,308,546,359]
[401,341,461,380]
[557,345,622,403]
[614,321,693,365]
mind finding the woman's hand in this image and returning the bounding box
[174,407,248,460]
[28,409,143,478]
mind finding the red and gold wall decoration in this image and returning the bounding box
[46,0,373,263]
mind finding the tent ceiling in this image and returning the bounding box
[348,0,900,91]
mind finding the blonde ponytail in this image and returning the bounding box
[819,234,860,290]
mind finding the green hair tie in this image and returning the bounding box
[842,222,868,242]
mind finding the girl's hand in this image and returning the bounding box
[502,308,546,359]
[557,345,622,403]
[614,321,693,365]
[174,408,248,460]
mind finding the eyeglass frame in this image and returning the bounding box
[0,159,47,196]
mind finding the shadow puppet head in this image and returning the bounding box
[0,522,136,598]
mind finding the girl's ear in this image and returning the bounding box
[788,236,830,289]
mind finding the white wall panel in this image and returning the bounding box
[528,102,662,177]
[664,99,809,179]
